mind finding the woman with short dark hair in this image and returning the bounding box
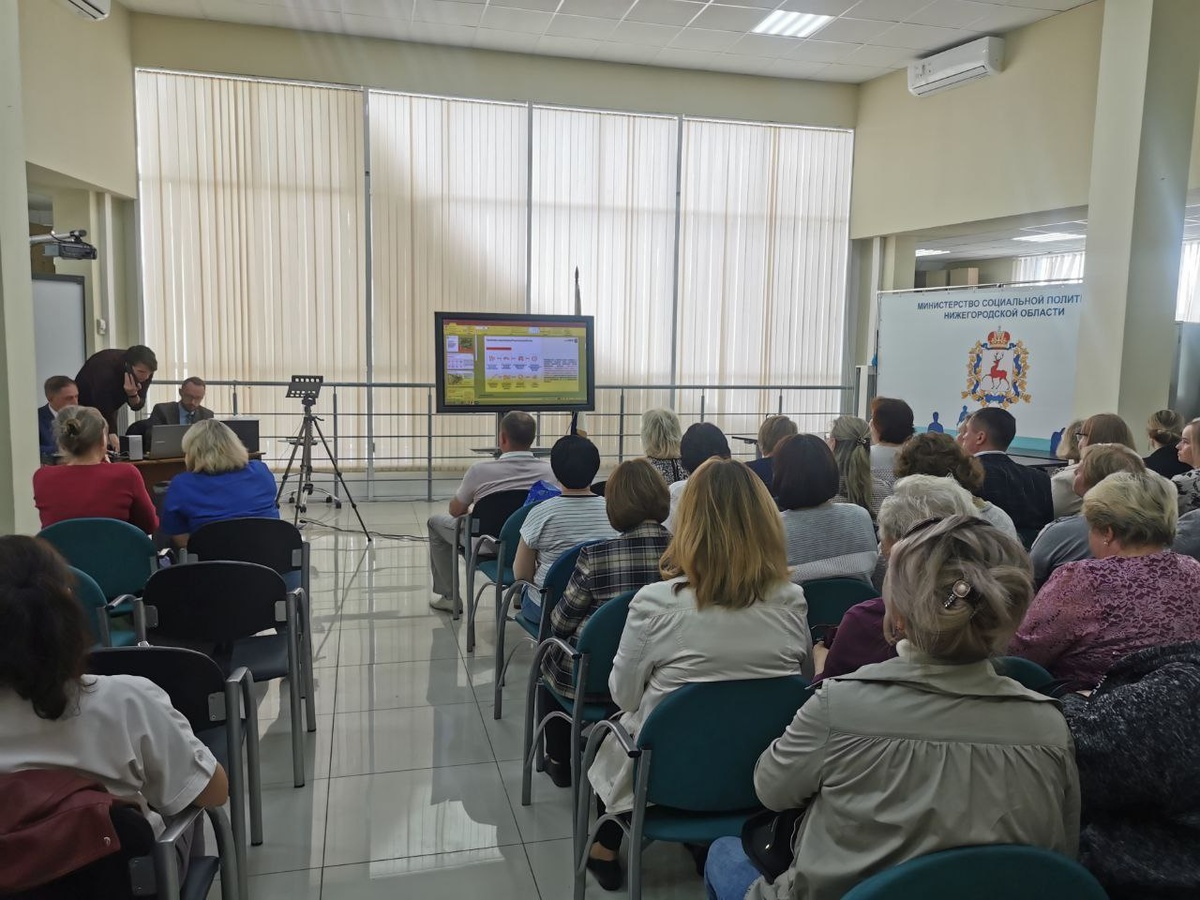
[868,397,914,485]
[0,535,228,871]
[773,434,878,585]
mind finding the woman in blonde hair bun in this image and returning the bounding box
[32,405,157,533]
[1144,409,1190,478]
[705,515,1079,900]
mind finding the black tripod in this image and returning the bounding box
[275,376,370,540]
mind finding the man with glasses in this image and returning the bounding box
[147,377,213,428]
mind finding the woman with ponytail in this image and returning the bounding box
[31,405,157,533]
[827,415,889,518]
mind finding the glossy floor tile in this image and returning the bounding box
[210,501,709,898]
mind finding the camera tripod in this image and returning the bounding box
[275,376,370,540]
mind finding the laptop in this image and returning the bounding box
[221,418,260,453]
[147,424,190,459]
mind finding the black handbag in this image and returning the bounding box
[740,807,803,884]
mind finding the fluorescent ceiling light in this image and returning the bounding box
[1013,232,1085,243]
[915,248,950,257]
[753,11,834,38]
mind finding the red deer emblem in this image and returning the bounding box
[987,352,1010,390]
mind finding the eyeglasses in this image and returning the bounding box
[1075,431,1088,440]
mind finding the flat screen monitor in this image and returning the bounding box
[435,312,595,413]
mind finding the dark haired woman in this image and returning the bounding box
[0,535,228,852]
[773,434,879,585]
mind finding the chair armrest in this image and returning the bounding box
[105,593,139,614]
[499,579,539,617]
[130,599,152,641]
[530,636,580,669]
[580,717,640,769]
[277,587,306,625]
[157,805,205,846]
[226,665,255,695]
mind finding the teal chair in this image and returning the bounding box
[841,844,1108,899]
[493,541,601,719]
[39,518,157,601]
[69,565,145,647]
[521,588,638,806]
[991,656,1055,693]
[460,496,535,652]
[575,675,812,900]
[801,577,879,640]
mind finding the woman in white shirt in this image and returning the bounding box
[1050,413,1136,518]
[584,458,813,891]
[0,535,228,873]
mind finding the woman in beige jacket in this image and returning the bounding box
[705,515,1080,900]
[584,458,814,892]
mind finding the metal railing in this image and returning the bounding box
[145,380,853,501]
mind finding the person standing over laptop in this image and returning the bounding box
[75,345,157,451]
[428,411,555,613]
[146,377,213,428]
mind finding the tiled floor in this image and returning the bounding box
[223,500,707,899]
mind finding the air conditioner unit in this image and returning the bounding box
[58,0,111,20]
[908,36,1003,97]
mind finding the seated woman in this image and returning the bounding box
[747,415,798,489]
[1144,409,1192,479]
[1011,470,1200,690]
[640,408,687,485]
[539,458,672,787]
[867,396,914,489]
[1061,641,1200,900]
[584,459,813,891]
[1030,443,1146,587]
[773,434,878,585]
[1056,418,1084,466]
[817,474,980,681]
[1174,418,1200,515]
[704,516,1079,900]
[827,415,888,520]
[160,419,278,548]
[32,405,158,534]
[664,423,730,531]
[1051,413,1136,518]
[0,535,228,872]
[894,431,1016,539]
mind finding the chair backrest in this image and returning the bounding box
[991,656,1055,693]
[188,516,304,576]
[87,646,227,732]
[68,566,111,646]
[801,577,879,636]
[574,589,637,696]
[470,490,530,539]
[38,519,156,598]
[143,561,285,643]
[638,675,812,811]
[525,541,603,635]
[494,503,537,574]
[841,844,1108,899]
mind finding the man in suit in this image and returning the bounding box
[961,406,1053,542]
[75,345,157,450]
[146,377,214,428]
[37,376,79,461]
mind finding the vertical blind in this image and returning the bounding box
[136,70,855,467]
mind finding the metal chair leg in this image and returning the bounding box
[285,596,305,788]
[237,673,264,846]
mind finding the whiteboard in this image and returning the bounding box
[877,283,1085,452]
[33,276,87,406]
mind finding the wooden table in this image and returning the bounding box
[131,452,264,490]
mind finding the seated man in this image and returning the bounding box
[960,406,1053,540]
[427,411,553,613]
[36,375,78,462]
[146,376,214,427]
[515,434,616,615]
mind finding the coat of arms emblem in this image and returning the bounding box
[962,329,1031,408]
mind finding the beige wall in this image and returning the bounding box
[18,0,137,198]
[851,1,1104,240]
[129,14,857,128]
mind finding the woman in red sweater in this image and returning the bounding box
[32,406,158,534]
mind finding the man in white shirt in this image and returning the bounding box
[428,411,554,612]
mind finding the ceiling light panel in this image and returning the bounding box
[1012,232,1085,243]
[753,11,834,38]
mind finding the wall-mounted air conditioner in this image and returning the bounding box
[908,36,1004,97]
[58,0,111,20]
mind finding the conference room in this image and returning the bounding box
[3,0,1200,898]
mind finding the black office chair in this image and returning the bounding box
[125,419,153,439]
[87,647,260,900]
[449,489,530,645]
[4,798,238,900]
[141,562,316,790]
[186,517,310,596]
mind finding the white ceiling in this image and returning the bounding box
[118,0,1094,83]
[914,204,1200,264]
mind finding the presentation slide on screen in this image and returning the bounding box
[441,318,589,407]
[877,283,1085,452]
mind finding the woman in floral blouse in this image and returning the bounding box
[1010,470,1200,690]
